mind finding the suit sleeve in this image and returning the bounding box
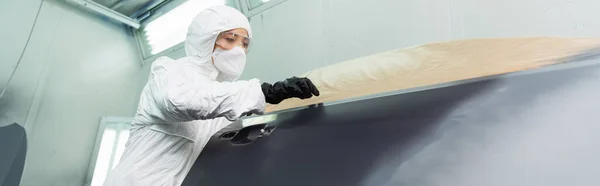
[146,58,266,123]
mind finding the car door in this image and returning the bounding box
[183,59,600,186]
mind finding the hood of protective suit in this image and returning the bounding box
[185,5,252,62]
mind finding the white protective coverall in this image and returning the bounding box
[103,6,266,186]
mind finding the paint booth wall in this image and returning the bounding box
[140,0,600,86]
[242,0,600,83]
[1,0,141,185]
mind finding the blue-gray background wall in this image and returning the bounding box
[1,1,141,185]
[142,0,600,85]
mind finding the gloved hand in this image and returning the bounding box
[261,77,320,104]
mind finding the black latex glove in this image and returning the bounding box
[261,77,320,104]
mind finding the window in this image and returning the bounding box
[86,117,132,186]
[243,0,287,18]
[138,0,227,57]
[248,0,272,9]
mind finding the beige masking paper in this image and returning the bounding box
[265,37,600,113]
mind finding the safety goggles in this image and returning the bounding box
[215,32,251,53]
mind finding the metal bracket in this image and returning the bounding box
[66,0,141,29]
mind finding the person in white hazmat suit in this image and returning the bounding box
[103,5,320,186]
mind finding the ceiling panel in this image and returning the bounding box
[91,0,164,17]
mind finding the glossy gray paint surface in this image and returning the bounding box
[183,61,600,186]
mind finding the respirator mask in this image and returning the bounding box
[212,43,247,81]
